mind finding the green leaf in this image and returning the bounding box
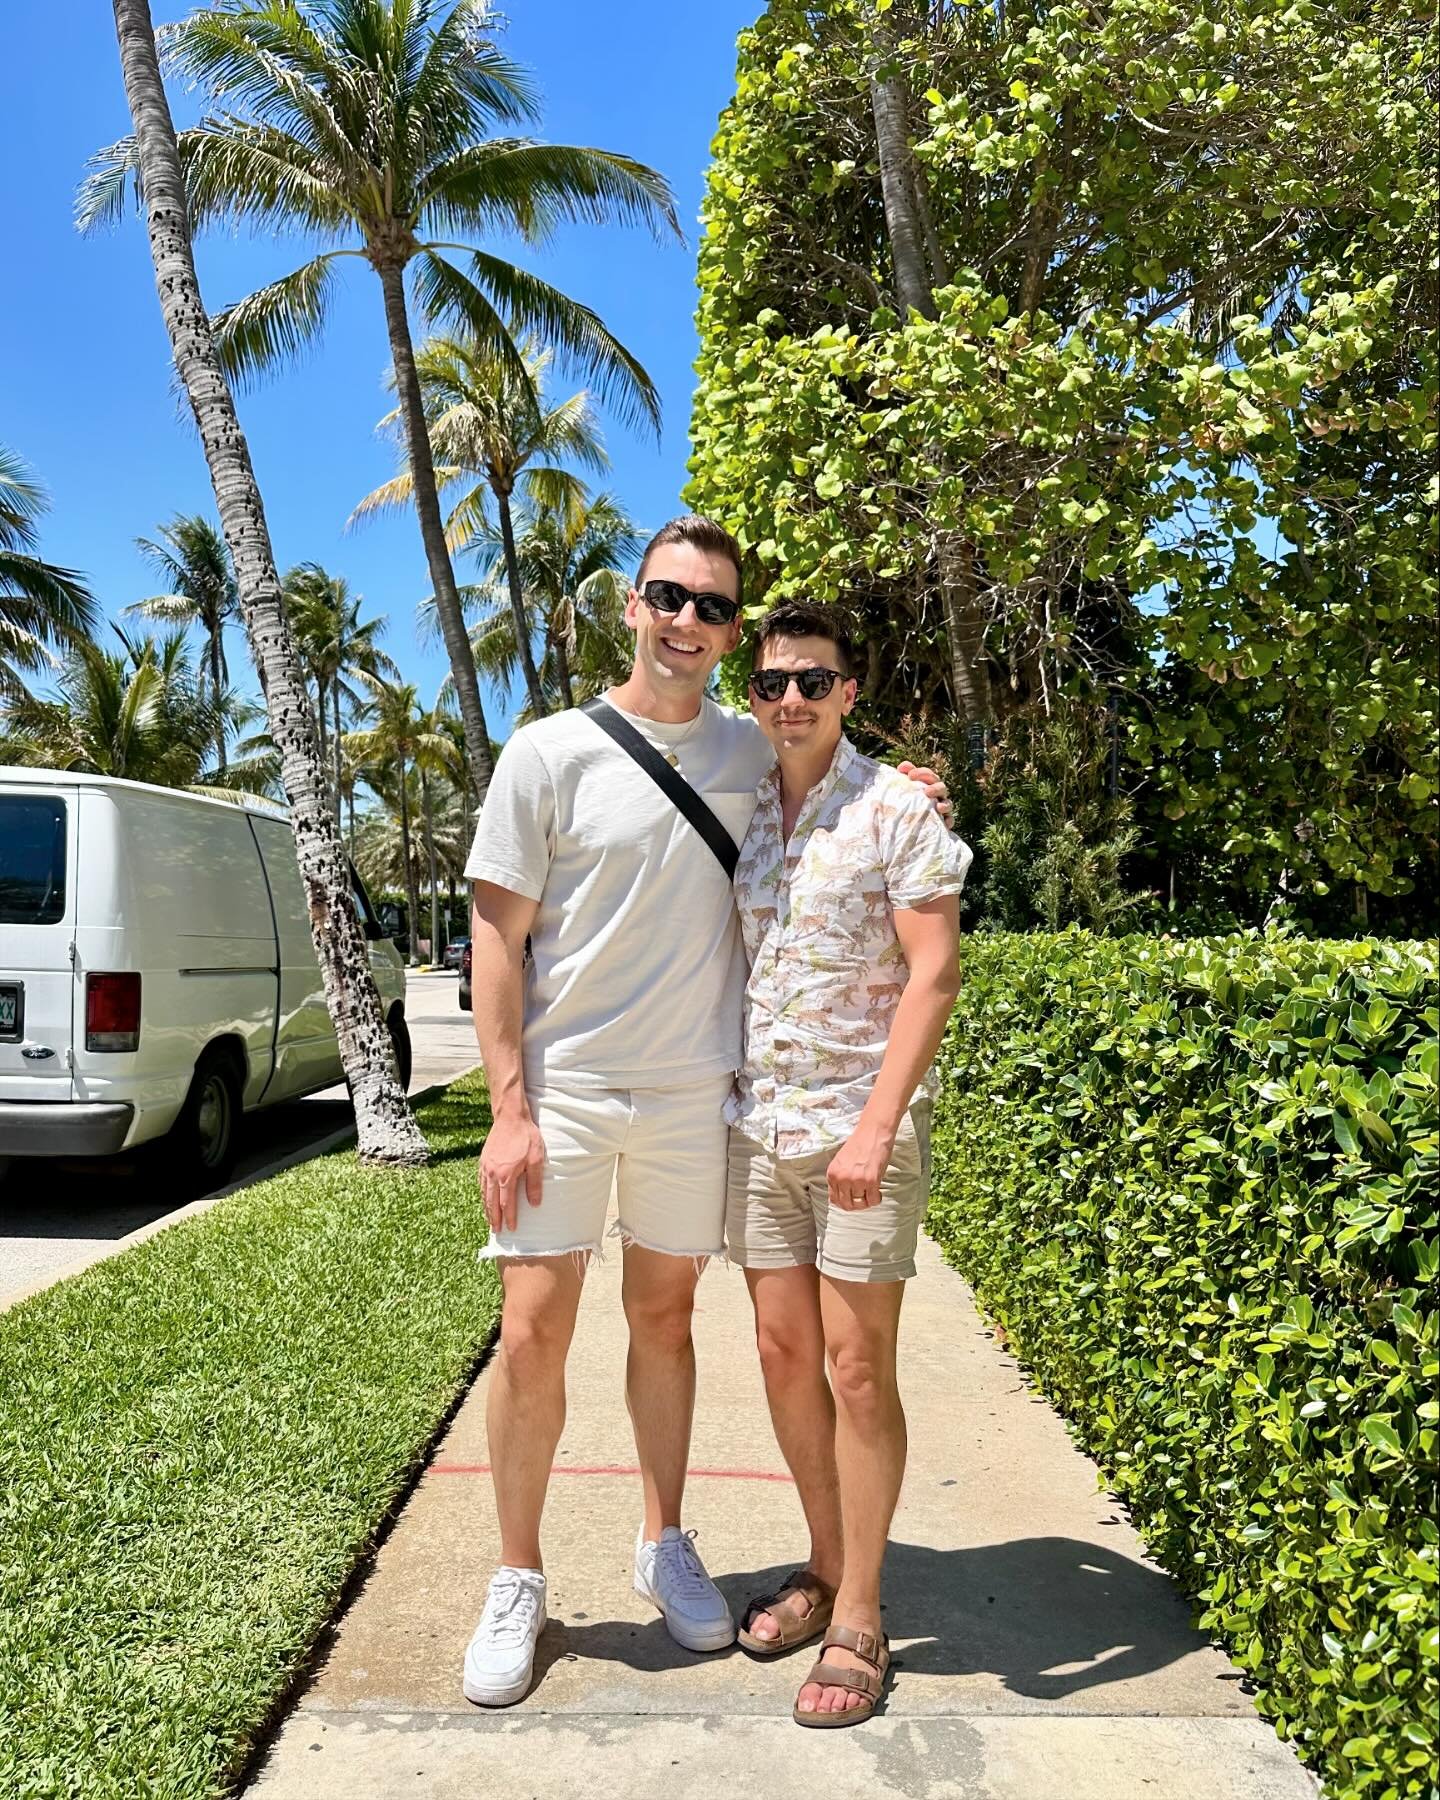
[1362,1416,1404,1458]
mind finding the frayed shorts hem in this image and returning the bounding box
[608,1219,720,1270]
[476,1238,604,1270]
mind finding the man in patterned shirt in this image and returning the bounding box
[725,601,973,1728]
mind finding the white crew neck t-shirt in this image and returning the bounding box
[464,695,775,1092]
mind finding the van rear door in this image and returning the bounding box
[0,784,77,1102]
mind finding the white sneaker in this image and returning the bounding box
[462,1566,548,1706]
[633,1525,736,1652]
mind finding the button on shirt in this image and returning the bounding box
[725,734,974,1158]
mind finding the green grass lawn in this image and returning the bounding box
[0,1075,499,1800]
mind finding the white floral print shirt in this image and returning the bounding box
[725,734,974,1157]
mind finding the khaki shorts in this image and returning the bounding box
[477,1074,732,1266]
[725,1104,932,1284]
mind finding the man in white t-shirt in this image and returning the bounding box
[458,516,942,1708]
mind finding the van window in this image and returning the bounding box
[0,796,67,925]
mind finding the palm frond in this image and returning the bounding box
[520,466,589,522]
[346,461,467,531]
[407,0,539,149]
[439,481,493,553]
[162,9,377,194]
[211,252,348,386]
[419,139,681,248]
[414,580,492,652]
[0,446,48,546]
[75,135,145,234]
[533,389,609,476]
[427,250,663,437]
[409,251,533,387]
[182,119,360,234]
[123,593,199,626]
[0,551,97,633]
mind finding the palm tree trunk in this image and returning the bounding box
[867,6,993,723]
[332,679,344,833]
[867,15,936,321]
[111,0,427,1167]
[421,765,441,964]
[495,485,548,717]
[552,608,577,709]
[209,624,226,772]
[313,679,329,787]
[397,763,422,968]
[375,262,496,804]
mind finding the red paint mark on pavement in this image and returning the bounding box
[428,1462,794,1484]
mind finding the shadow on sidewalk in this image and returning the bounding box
[537,1538,1217,1703]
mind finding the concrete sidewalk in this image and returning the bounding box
[245,1226,1319,1800]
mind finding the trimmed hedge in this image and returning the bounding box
[928,930,1438,1800]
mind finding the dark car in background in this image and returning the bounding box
[443,936,470,971]
[458,941,472,1012]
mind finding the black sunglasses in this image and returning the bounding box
[748,666,847,703]
[640,578,740,626]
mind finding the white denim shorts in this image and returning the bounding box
[477,1073,733,1266]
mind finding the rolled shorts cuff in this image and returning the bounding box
[816,1252,916,1284]
[726,1245,819,1273]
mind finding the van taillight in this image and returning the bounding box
[86,972,142,1052]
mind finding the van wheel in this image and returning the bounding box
[168,1049,242,1195]
[387,1009,413,1091]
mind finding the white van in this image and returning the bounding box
[0,768,409,1191]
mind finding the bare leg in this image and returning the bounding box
[744,1264,844,1641]
[487,1255,587,1572]
[798,1276,906,1716]
[622,1244,702,1541]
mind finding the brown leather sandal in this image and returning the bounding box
[792,1624,891,1728]
[737,1569,836,1656]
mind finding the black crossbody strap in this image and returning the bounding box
[580,697,739,881]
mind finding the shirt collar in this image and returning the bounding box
[757,732,858,815]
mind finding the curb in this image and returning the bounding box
[0,1078,463,1315]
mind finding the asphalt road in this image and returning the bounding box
[0,972,480,1309]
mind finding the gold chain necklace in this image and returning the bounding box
[640,699,706,768]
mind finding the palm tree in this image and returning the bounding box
[353,766,470,933]
[502,490,639,708]
[0,445,99,700]
[82,0,680,803]
[351,335,608,717]
[103,0,426,1167]
[282,563,398,824]
[345,672,457,965]
[1,627,232,786]
[448,489,639,712]
[126,513,239,771]
[414,688,464,960]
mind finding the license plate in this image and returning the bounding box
[0,983,18,1039]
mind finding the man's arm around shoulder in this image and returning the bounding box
[471,880,545,1234]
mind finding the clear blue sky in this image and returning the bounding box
[4,0,759,735]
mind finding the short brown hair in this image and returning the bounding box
[751,601,857,677]
[636,515,743,601]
